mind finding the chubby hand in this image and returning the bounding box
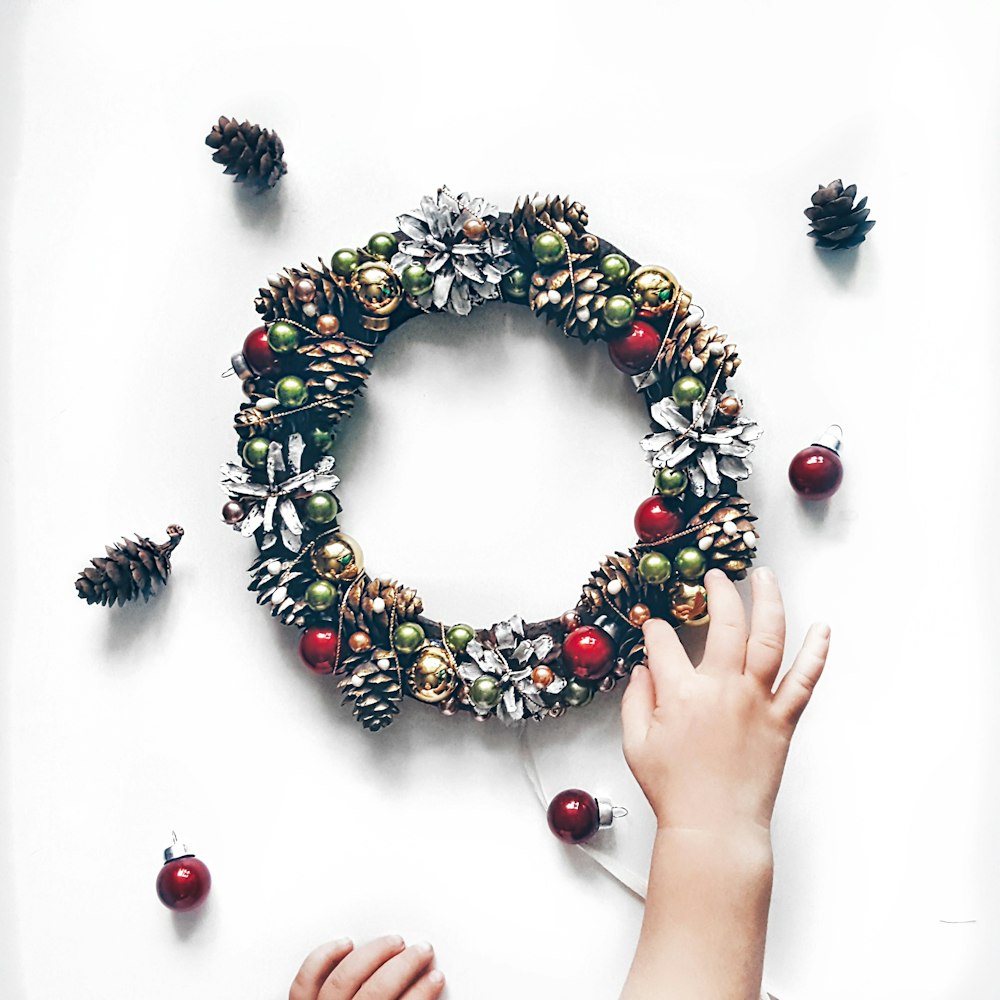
[621,567,830,838]
[290,936,445,1000]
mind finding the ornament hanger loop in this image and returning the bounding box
[612,806,629,819]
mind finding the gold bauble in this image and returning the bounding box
[668,581,710,627]
[627,264,681,318]
[405,645,458,704]
[351,262,403,317]
[311,532,365,583]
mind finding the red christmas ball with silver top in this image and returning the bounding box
[155,832,212,912]
[634,495,685,543]
[546,788,627,844]
[788,425,844,500]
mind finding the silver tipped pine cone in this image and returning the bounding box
[205,116,286,191]
[75,526,184,606]
[805,179,875,249]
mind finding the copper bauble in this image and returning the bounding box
[628,603,651,627]
[669,581,710,627]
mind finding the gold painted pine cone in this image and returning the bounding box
[662,322,740,386]
[688,496,759,579]
[529,264,611,340]
[255,259,346,324]
[581,550,642,616]
[508,194,599,261]
[299,337,373,425]
[75,526,184,606]
[340,650,402,732]
[341,577,424,643]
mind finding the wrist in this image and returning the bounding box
[652,823,774,874]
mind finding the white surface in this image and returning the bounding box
[2,2,999,998]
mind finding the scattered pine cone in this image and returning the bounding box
[340,651,402,732]
[688,496,758,579]
[805,179,875,250]
[76,526,184,606]
[205,116,286,191]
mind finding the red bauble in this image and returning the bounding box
[156,837,211,912]
[634,495,685,543]
[299,626,340,674]
[562,625,616,681]
[607,320,662,375]
[547,789,601,843]
[242,325,278,375]
[788,426,844,500]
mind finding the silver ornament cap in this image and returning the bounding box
[596,798,629,830]
[163,831,195,863]
[813,424,843,454]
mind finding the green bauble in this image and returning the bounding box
[654,467,688,497]
[304,492,339,525]
[603,294,636,329]
[470,674,502,709]
[242,436,270,468]
[532,231,565,265]
[331,248,360,277]
[401,263,433,296]
[305,579,337,612]
[674,547,707,580]
[393,622,426,655]
[267,321,299,353]
[500,266,531,300]
[367,231,398,260]
[311,428,335,455]
[445,623,475,654]
[638,551,672,585]
[275,375,308,407]
[673,375,706,406]
[563,678,594,708]
[599,253,630,284]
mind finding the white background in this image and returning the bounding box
[2,2,998,998]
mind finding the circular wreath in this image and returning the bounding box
[221,188,762,732]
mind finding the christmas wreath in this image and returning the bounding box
[222,188,761,732]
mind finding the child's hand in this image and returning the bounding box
[621,566,830,841]
[289,936,444,1000]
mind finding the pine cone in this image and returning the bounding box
[75,526,184,606]
[256,259,347,324]
[340,650,402,732]
[298,336,373,425]
[529,264,611,341]
[233,402,276,441]
[205,116,286,191]
[247,553,313,627]
[805,179,875,250]
[341,577,423,644]
[581,550,642,616]
[688,496,759,579]
[619,632,647,674]
[662,322,741,386]
[508,194,599,261]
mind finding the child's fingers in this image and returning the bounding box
[289,939,354,1000]
[745,567,786,688]
[772,623,831,726]
[621,664,654,755]
[641,617,690,698]
[354,942,435,1000]
[318,935,406,1000]
[700,569,748,675]
[400,969,446,1000]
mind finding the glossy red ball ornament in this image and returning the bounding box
[547,789,600,843]
[299,626,341,674]
[562,625,616,681]
[607,319,662,375]
[634,495,685,543]
[156,834,211,912]
[789,425,844,500]
[242,325,278,376]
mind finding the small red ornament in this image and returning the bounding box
[299,626,340,674]
[634,495,685,543]
[562,625,616,681]
[242,325,278,376]
[607,319,662,375]
[788,425,844,500]
[546,789,625,844]
[156,833,211,912]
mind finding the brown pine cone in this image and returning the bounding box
[529,264,611,341]
[663,321,740,386]
[619,632,647,674]
[256,259,347,325]
[688,496,759,579]
[247,553,311,627]
[298,336,373,425]
[205,116,286,191]
[340,650,402,732]
[805,179,875,250]
[75,526,184,606]
[581,550,642,616]
[342,577,423,644]
[508,194,600,261]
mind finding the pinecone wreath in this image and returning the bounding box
[805,179,875,249]
[75,526,184,606]
[205,116,286,191]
